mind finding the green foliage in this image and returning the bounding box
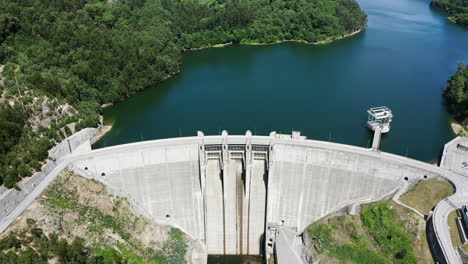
[0,0,366,104]
[0,104,30,187]
[164,228,188,263]
[0,104,25,154]
[0,0,366,187]
[0,230,96,264]
[361,204,418,264]
[0,227,187,264]
[308,222,390,263]
[332,244,390,264]
[29,138,53,161]
[0,14,19,44]
[64,125,72,137]
[443,63,468,123]
[431,0,468,27]
[45,183,78,210]
[17,163,31,178]
[308,202,419,263]
[0,233,21,250]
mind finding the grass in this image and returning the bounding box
[309,221,390,263]
[447,210,468,252]
[361,203,418,263]
[43,172,79,210]
[163,228,189,263]
[400,179,454,215]
[307,201,432,263]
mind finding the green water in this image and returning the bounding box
[95,0,468,162]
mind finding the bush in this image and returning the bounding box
[18,163,31,178]
[30,138,53,161]
[64,126,72,137]
[443,63,468,122]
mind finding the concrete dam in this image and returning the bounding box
[69,131,441,259]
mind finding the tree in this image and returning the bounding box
[0,14,20,43]
[443,62,468,123]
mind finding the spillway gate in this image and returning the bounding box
[199,131,270,255]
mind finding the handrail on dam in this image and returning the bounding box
[1,131,467,264]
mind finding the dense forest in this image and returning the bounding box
[0,0,367,187]
[443,63,468,125]
[0,230,109,264]
[431,0,468,27]
[0,224,186,263]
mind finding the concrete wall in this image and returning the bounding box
[63,132,443,258]
[49,127,98,161]
[266,143,432,232]
[72,142,205,240]
[440,136,468,177]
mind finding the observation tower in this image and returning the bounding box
[367,106,393,133]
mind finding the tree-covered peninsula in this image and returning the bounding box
[0,0,367,187]
[443,63,468,128]
[431,0,468,27]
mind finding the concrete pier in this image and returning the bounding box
[372,127,382,150]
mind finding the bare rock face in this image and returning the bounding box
[0,64,4,86]
[302,231,318,264]
[29,96,77,132]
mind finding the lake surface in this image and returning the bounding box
[95,0,468,161]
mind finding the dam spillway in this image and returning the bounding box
[70,131,442,258]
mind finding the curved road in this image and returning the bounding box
[0,134,467,263]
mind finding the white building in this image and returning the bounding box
[367,106,393,133]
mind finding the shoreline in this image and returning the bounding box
[90,125,112,145]
[98,28,366,143]
[450,121,466,136]
[243,27,365,46]
[184,27,366,51]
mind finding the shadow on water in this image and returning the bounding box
[207,255,264,264]
[93,73,180,148]
[184,44,265,69]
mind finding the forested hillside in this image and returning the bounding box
[431,0,468,27]
[0,0,367,187]
[443,63,468,125]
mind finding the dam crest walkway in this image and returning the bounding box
[0,131,466,264]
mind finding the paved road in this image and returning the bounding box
[0,161,72,232]
[0,134,467,263]
[432,172,468,264]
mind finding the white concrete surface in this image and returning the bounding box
[275,226,303,264]
[72,142,205,241]
[205,160,224,254]
[224,159,239,254]
[441,136,468,177]
[266,143,423,233]
[248,160,267,255]
[2,132,468,264]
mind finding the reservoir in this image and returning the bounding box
[95,0,468,162]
